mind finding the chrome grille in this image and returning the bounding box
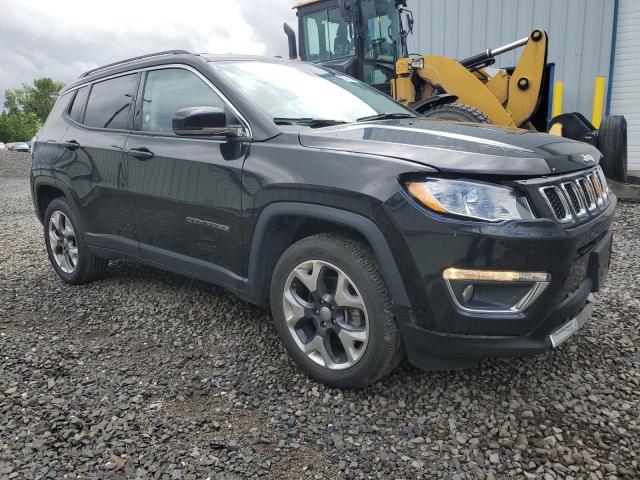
[578,177,597,211]
[596,168,610,202]
[538,166,611,224]
[589,173,604,207]
[540,186,572,223]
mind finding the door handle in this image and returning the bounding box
[62,140,80,151]
[126,147,154,160]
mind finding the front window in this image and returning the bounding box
[212,60,412,124]
[302,8,355,62]
[138,68,226,133]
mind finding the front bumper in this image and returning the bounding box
[385,189,615,371]
[400,288,597,371]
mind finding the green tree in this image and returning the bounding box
[4,77,64,123]
[0,112,42,143]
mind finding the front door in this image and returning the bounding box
[125,66,247,279]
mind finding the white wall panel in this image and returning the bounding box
[609,0,640,171]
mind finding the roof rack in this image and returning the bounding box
[79,50,191,78]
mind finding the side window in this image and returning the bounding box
[84,74,138,129]
[68,86,89,123]
[303,9,354,62]
[139,68,226,134]
[361,0,397,63]
[327,8,354,58]
[304,14,322,60]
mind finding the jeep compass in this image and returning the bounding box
[31,51,615,388]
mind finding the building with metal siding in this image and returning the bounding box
[405,0,640,172]
[406,0,615,117]
[609,0,640,172]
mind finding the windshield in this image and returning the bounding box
[212,60,413,124]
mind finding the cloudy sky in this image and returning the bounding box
[0,0,298,106]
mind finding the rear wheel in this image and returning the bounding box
[270,233,403,389]
[44,198,108,285]
[421,103,492,123]
[597,115,627,182]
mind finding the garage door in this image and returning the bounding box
[609,0,640,173]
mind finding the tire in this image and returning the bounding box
[44,197,108,285]
[597,115,627,182]
[421,103,492,123]
[270,233,404,389]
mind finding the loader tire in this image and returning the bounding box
[597,115,627,182]
[421,103,491,124]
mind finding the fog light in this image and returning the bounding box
[442,268,550,314]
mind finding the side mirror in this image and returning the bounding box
[398,8,413,36]
[338,0,355,21]
[405,10,414,34]
[172,106,241,137]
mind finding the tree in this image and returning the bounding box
[0,112,42,143]
[4,77,64,123]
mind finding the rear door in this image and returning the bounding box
[34,90,74,178]
[61,73,140,253]
[125,66,247,278]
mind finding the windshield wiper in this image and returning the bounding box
[273,117,348,128]
[356,112,415,122]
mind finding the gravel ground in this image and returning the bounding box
[1,151,639,479]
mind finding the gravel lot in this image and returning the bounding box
[1,151,639,479]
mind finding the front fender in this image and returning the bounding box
[247,202,411,309]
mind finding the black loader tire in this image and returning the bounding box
[421,103,492,123]
[597,115,627,182]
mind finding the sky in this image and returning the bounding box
[0,0,298,107]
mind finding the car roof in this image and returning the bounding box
[202,54,292,63]
[60,51,295,95]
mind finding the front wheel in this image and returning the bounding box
[270,233,403,389]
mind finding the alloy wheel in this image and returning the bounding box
[283,260,369,370]
[48,211,78,274]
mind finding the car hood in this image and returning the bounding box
[298,118,601,176]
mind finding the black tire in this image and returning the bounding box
[270,233,404,389]
[597,115,627,182]
[44,197,108,285]
[421,103,492,123]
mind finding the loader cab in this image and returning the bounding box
[294,0,411,95]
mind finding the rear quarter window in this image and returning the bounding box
[44,92,73,125]
[84,73,138,130]
[38,91,74,139]
[67,86,90,123]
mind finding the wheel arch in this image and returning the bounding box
[247,203,411,309]
[32,176,83,225]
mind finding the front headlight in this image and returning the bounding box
[405,178,535,222]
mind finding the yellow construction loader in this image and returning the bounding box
[284,0,627,181]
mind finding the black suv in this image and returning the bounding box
[31,51,615,388]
